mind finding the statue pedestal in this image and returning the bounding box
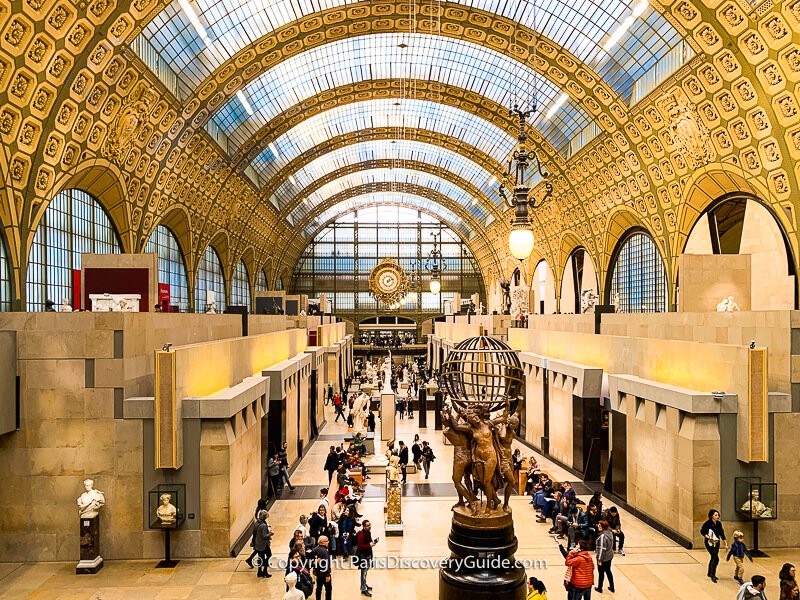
[439,508,526,600]
[76,515,103,574]
[380,392,395,441]
[385,481,403,536]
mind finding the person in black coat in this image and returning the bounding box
[324,446,339,483]
[398,441,409,484]
[700,508,728,583]
[411,436,422,468]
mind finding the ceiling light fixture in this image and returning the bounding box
[177,0,211,45]
[602,0,650,53]
[236,90,254,116]
[425,231,447,295]
[545,92,569,120]
[499,106,553,261]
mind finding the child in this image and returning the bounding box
[726,530,753,584]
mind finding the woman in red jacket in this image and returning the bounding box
[560,539,594,599]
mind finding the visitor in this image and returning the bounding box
[308,505,328,544]
[324,446,339,483]
[311,535,332,600]
[279,441,296,490]
[367,410,376,433]
[603,506,625,556]
[286,543,314,597]
[269,452,283,495]
[781,580,799,599]
[398,440,409,484]
[700,508,727,583]
[412,435,422,468]
[421,441,435,479]
[318,488,330,513]
[595,519,615,593]
[588,490,603,514]
[736,575,768,600]
[727,529,754,585]
[288,529,306,552]
[334,395,345,422]
[526,576,548,600]
[397,397,405,419]
[560,538,594,599]
[780,564,797,589]
[245,498,268,568]
[512,449,523,473]
[252,509,272,578]
[356,520,377,597]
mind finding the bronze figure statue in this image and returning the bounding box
[441,404,478,513]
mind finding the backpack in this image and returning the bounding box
[295,568,313,597]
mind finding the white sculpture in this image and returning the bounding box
[60,297,73,313]
[612,292,621,312]
[581,289,599,313]
[156,493,177,525]
[89,293,141,312]
[382,354,393,393]
[740,489,772,519]
[77,479,105,518]
[716,296,741,312]
[205,300,218,314]
[386,454,402,483]
[351,392,369,436]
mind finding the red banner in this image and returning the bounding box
[158,283,170,312]
[72,269,81,310]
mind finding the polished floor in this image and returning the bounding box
[1,401,797,599]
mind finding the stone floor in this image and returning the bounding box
[1,401,797,599]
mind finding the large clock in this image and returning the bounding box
[368,258,410,306]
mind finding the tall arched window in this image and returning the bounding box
[145,225,189,312]
[0,232,10,311]
[609,232,667,313]
[231,259,251,312]
[195,245,226,313]
[27,188,121,311]
[275,275,284,291]
[256,269,268,292]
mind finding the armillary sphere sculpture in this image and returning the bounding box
[439,335,527,600]
[368,258,411,306]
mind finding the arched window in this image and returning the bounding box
[0,232,10,311]
[194,245,226,313]
[27,188,121,311]
[275,275,284,291]
[609,232,667,313]
[256,269,268,292]
[145,225,190,312]
[559,248,598,314]
[231,259,251,312]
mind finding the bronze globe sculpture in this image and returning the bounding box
[438,335,527,600]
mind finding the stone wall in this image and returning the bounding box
[678,254,752,312]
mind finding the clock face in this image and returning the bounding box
[369,259,410,305]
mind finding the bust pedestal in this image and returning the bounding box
[76,515,103,574]
[385,481,404,536]
[380,392,395,441]
[439,508,526,599]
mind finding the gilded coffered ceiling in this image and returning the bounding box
[0,0,799,309]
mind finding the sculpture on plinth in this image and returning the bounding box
[350,392,369,436]
[581,289,599,313]
[740,489,772,519]
[76,479,105,574]
[385,454,403,535]
[381,353,393,393]
[60,297,73,313]
[716,296,741,312]
[438,336,527,599]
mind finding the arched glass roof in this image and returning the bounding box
[307,192,472,240]
[288,168,490,225]
[209,33,591,156]
[268,139,499,212]
[249,98,515,183]
[138,0,686,102]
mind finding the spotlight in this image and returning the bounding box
[749,340,756,349]
[162,343,173,352]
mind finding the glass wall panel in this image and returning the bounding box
[256,269,268,291]
[194,245,227,313]
[231,259,251,312]
[27,189,121,311]
[145,225,189,312]
[609,232,668,313]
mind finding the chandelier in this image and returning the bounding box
[499,105,553,261]
[369,258,411,306]
[424,231,448,294]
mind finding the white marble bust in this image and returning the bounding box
[156,493,177,525]
[77,479,105,518]
[60,297,73,313]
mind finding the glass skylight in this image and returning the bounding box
[138,0,686,102]
[248,98,515,184]
[209,33,590,155]
[269,140,499,212]
[307,192,472,239]
[288,168,490,225]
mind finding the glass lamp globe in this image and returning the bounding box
[508,227,535,261]
[430,278,441,295]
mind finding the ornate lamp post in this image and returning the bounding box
[499,105,553,261]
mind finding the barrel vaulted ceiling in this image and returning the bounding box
[2,0,800,309]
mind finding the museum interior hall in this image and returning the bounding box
[3,0,800,598]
